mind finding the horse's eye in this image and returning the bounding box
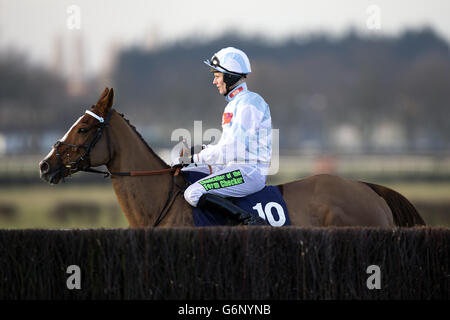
[78,128,88,134]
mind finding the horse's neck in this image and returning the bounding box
[107,111,172,227]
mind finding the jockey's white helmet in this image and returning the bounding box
[204,47,251,76]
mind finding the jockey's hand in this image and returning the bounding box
[191,144,205,155]
[171,156,192,167]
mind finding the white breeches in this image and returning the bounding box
[182,164,266,207]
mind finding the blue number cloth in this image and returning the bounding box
[183,171,291,227]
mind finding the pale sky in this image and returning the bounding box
[1,0,449,76]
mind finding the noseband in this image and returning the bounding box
[53,109,113,179]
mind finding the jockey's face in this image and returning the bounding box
[213,72,226,95]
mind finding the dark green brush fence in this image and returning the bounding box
[0,227,448,299]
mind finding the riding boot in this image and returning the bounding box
[197,193,268,226]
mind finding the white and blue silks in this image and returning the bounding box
[183,82,272,207]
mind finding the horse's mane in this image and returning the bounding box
[114,109,169,168]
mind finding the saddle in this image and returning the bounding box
[182,170,291,227]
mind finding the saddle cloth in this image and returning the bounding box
[182,170,291,227]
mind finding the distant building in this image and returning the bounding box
[331,124,363,153]
[51,33,87,96]
[371,121,406,152]
[0,133,6,155]
[67,34,86,96]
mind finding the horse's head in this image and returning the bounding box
[39,88,115,184]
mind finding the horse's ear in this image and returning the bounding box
[107,88,114,110]
[95,87,114,116]
[96,87,109,105]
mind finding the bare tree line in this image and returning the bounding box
[1,28,449,153]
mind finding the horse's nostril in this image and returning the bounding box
[39,161,49,174]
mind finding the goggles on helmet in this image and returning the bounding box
[207,55,247,77]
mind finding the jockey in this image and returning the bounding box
[174,47,272,225]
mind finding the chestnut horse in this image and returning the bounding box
[39,88,425,228]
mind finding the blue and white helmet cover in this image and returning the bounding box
[204,47,251,75]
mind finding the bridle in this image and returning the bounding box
[53,109,113,178]
[52,108,185,227]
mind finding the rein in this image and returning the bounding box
[53,109,186,227]
[109,167,179,177]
